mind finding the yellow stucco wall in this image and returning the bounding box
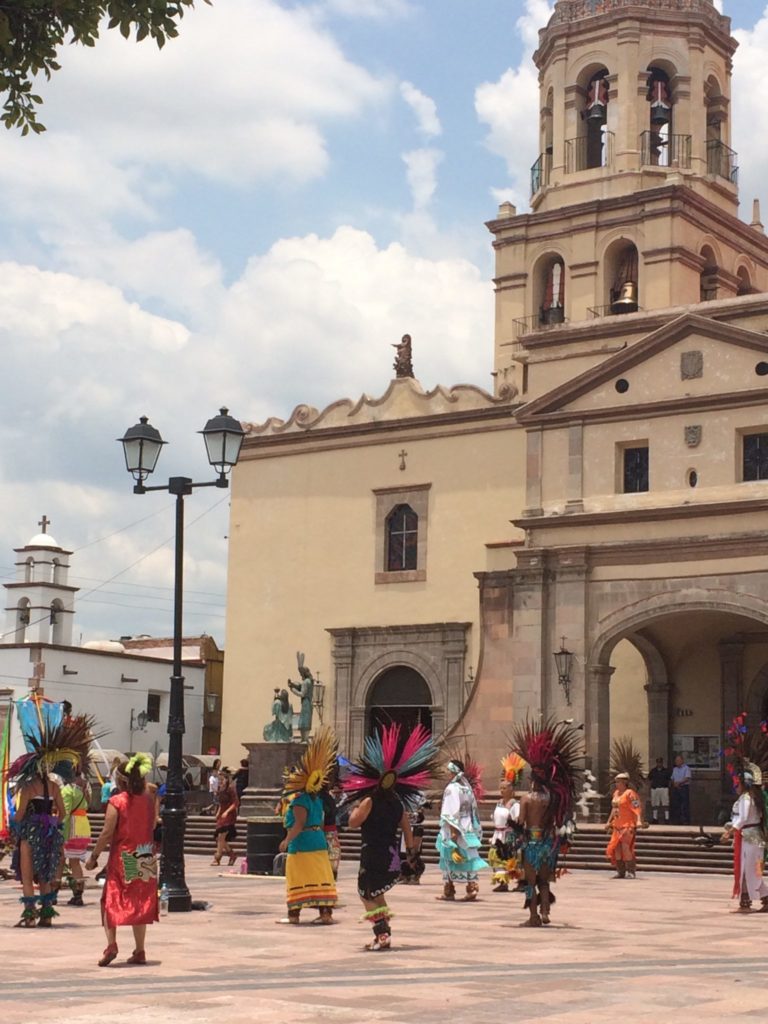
[221,422,524,763]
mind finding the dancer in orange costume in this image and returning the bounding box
[605,773,644,878]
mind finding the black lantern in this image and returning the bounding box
[553,637,574,706]
[199,407,245,483]
[118,417,166,489]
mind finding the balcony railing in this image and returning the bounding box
[707,139,739,184]
[565,131,614,173]
[588,302,644,320]
[512,309,567,339]
[640,131,691,169]
[530,152,553,196]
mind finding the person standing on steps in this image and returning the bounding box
[670,754,692,825]
[648,757,671,824]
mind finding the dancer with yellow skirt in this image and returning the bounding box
[278,727,339,924]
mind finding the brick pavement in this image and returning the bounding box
[0,856,766,1024]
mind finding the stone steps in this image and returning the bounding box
[89,815,734,874]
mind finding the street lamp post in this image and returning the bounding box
[118,408,245,912]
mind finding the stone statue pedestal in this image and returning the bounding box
[240,740,305,816]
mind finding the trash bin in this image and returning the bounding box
[246,816,283,874]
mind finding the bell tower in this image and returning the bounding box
[489,0,768,395]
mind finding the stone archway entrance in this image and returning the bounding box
[593,609,768,823]
[366,666,433,736]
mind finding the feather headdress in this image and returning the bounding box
[724,713,768,788]
[283,726,338,796]
[609,736,645,791]
[341,722,440,811]
[508,717,583,829]
[501,752,526,785]
[6,713,99,787]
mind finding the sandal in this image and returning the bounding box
[98,944,119,967]
[15,897,38,928]
[365,934,391,951]
[126,950,147,965]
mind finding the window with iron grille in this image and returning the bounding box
[623,446,649,493]
[743,433,768,482]
[386,504,418,571]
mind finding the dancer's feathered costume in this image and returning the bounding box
[342,722,439,947]
[489,753,526,891]
[723,714,768,907]
[6,711,95,926]
[606,736,645,878]
[281,727,339,919]
[508,717,582,925]
[436,750,488,900]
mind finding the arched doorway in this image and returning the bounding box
[366,666,432,736]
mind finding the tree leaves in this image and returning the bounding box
[0,1,209,133]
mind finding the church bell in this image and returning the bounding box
[649,80,671,126]
[611,281,639,315]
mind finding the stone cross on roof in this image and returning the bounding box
[38,515,51,534]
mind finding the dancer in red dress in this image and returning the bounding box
[86,753,158,966]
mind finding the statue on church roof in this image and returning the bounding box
[393,334,414,379]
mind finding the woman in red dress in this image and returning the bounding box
[86,753,158,966]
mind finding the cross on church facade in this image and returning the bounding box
[38,515,51,533]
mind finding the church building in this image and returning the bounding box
[222,0,768,822]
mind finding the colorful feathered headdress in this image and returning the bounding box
[283,726,338,796]
[6,713,98,787]
[341,723,439,811]
[609,736,645,792]
[501,752,526,785]
[508,717,583,828]
[724,713,768,789]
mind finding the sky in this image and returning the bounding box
[1,0,768,649]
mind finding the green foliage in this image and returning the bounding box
[0,1,210,134]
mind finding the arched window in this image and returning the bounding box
[585,69,609,169]
[15,599,30,642]
[606,242,639,314]
[645,67,673,166]
[50,599,65,644]
[700,245,718,302]
[24,557,34,583]
[736,266,753,297]
[386,504,418,572]
[705,76,736,181]
[536,256,566,325]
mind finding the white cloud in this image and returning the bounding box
[402,148,444,209]
[322,0,413,18]
[22,0,387,197]
[474,1,553,210]
[400,81,442,137]
[732,11,768,219]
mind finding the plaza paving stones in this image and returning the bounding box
[1,856,766,1023]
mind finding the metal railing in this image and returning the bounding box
[512,309,567,339]
[530,151,553,195]
[565,131,614,173]
[588,303,644,320]
[640,131,691,169]
[707,139,739,184]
